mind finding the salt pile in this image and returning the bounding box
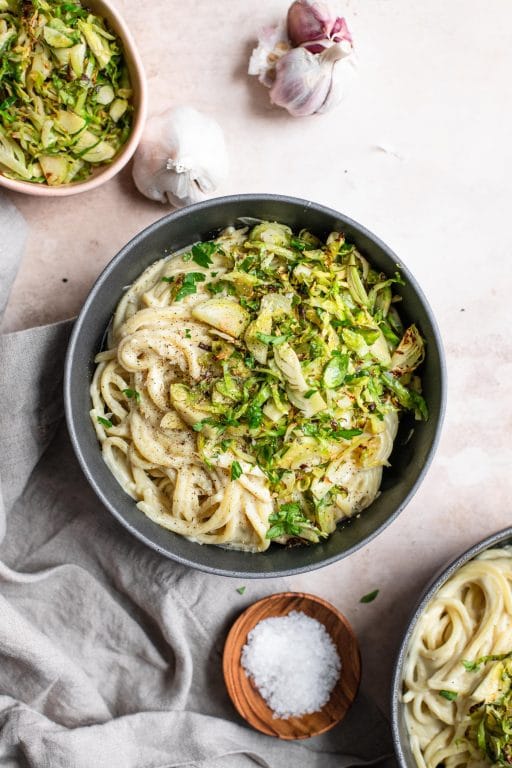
[241,610,341,719]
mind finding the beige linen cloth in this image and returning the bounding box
[0,194,395,768]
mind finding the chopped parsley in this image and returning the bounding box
[175,272,206,302]
[360,589,379,604]
[462,659,480,672]
[192,241,218,268]
[231,461,243,481]
[266,502,325,542]
[439,690,458,701]
[122,388,140,402]
[97,416,112,428]
[462,652,512,673]
[255,332,289,346]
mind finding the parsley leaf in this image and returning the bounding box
[161,276,174,283]
[231,461,243,481]
[239,256,255,272]
[290,237,307,251]
[97,416,112,428]
[462,660,479,672]
[0,95,16,112]
[439,690,458,701]
[207,280,235,295]
[246,404,263,430]
[332,428,363,440]
[236,586,246,595]
[192,241,218,268]
[255,332,289,346]
[122,388,140,403]
[192,418,216,432]
[360,589,379,603]
[461,652,512,673]
[266,502,325,541]
[240,297,260,311]
[175,272,206,302]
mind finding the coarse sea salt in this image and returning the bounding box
[240,610,341,719]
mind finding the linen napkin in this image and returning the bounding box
[0,193,395,768]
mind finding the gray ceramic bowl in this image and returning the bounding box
[391,526,512,768]
[64,194,446,578]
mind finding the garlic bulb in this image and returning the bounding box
[248,0,354,117]
[132,106,228,208]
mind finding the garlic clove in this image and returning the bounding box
[248,22,289,87]
[132,106,228,208]
[269,43,351,117]
[316,47,355,115]
[287,0,353,53]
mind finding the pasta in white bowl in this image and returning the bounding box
[90,221,427,553]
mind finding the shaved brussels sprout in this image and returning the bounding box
[390,324,425,376]
[153,221,427,546]
[192,298,250,338]
[169,384,214,434]
[0,0,133,185]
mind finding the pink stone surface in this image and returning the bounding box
[4,0,512,717]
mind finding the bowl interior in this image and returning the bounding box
[65,194,446,577]
[0,0,146,197]
[222,592,361,739]
[391,527,512,768]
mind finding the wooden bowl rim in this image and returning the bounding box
[223,591,361,740]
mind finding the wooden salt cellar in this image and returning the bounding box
[223,591,361,740]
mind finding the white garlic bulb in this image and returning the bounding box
[132,106,228,208]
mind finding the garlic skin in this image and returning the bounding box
[248,1,354,117]
[132,106,228,208]
[248,22,289,87]
[287,0,352,54]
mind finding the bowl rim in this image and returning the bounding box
[390,525,512,768]
[0,0,147,197]
[64,193,447,578]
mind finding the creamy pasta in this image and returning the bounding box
[404,547,512,768]
[90,222,426,552]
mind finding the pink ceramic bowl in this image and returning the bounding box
[0,0,147,197]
